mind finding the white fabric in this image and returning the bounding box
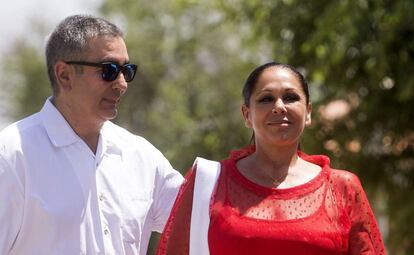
[0,98,183,255]
[189,157,221,255]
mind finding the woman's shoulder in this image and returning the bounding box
[300,151,362,189]
[329,168,364,194]
[330,168,359,182]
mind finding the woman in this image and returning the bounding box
[157,62,386,254]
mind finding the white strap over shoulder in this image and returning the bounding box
[189,157,221,255]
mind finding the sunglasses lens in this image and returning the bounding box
[123,64,137,82]
[101,63,120,82]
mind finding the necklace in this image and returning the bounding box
[238,152,298,188]
[256,169,288,187]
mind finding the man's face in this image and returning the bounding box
[64,36,130,125]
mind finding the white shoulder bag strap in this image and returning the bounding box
[189,157,221,255]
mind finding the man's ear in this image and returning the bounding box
[305,102,312,126]
[55,61,73,92]
[242,104,252,128]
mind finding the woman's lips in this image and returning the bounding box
[267,120,291,126]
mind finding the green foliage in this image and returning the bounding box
[1,0,413,253]
[101,0,255,171]
[2,39,50,119]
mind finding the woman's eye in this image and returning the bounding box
[257,96,274,103]
[283,93,300,102]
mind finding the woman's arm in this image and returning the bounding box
[346,173,386,255]
[156,167,196,255]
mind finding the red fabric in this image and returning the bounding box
[157,146,386,255]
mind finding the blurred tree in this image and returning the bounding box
[100,0,258,170]
[2,42,49,119]
[1,0,413,254]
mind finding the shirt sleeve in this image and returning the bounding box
[151,154,184,233]
[156,167,195,255]
[0,155,24,254]
[346,173,387,255]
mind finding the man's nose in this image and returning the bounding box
[112,73,128,94]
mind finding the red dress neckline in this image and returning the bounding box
[226,145,331,198]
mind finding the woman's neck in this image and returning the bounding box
[254,142,299,170]
[237,142,298,187]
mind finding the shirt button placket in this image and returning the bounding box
[102,225,113,254]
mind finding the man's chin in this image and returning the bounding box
[101,109,118,121]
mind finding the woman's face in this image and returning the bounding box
[242,66,312,147]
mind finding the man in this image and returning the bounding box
[0,14,183,255]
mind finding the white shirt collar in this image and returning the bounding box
[40,97,80,148]
[98,122,124,159]
[39,97,124,157]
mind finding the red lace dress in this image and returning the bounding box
[157,146,386,255]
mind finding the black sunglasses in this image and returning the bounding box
[65,61,138,82]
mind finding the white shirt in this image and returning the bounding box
[0,98,183,255]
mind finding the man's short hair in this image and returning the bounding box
[45,14,124,95]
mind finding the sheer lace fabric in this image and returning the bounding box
[157,146,386,255]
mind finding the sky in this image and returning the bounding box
[0,0,101,128]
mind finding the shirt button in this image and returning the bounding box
[99,193,105,201]
[104,229,109,235]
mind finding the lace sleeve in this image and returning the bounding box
[156,167,196,255]
[346,173,386,255]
